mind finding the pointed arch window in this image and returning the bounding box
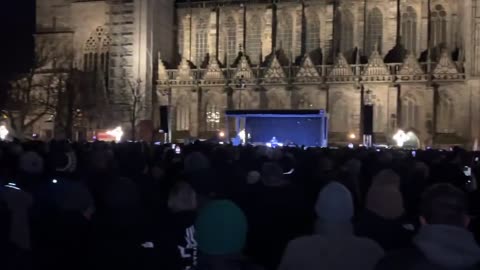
[176,99,190,131]
[374,103,384,133]
[431,5,447,47]
[331,99,349,132]
[246,15,262,65]
[438,96,455,133]
[366,8,383,56]
[402,6,417,54]
[226,16,237,65]
[206,103,221,131]
[306,14,321,53]
[178,20,184,56]
[335,9,354,55]
[195,18,209,66]
[276,13,293,55]
[83,26,111,85]
[401,96,419,129]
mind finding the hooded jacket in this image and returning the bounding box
[376,224,480,270]
[278,182,384,270]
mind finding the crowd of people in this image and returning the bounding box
[0,139,479,270]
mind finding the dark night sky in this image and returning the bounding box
[0,0,35,91]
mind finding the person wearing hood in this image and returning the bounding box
[355,170,415,251]
[195,200,262,270]
[31,180,95,270]
[278,182,384,270]
[244,162,309,270]
[376,184,480,270]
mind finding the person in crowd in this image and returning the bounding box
[355,169,415,251]
[375,184,480,270]
[195,200,262,270]
[244,162,310,270]
[152,181,198,270]
[31,180,95,270]
[278,182,384,270]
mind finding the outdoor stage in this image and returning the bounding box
[225,110,328,147]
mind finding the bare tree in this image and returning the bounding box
[117,78,145,141]
[3,39,73,138]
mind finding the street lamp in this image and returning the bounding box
[363,89,374,148]
[0,125,9,141]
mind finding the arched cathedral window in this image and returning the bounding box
[206,103,220,131]
[402,6,417,54]
[276,13,293,56]
[176,99,190,131]
[195,18,209,67]
[246,15,262,65]
[335,9,354,55]
[84,26,111,83]
[306,14,320,53]
[331,99,349,132]
[374,102,384,133]
[366,8,383,56]
[431,4,447,47]
[438,96,455,133]
[178,20,184,56]
[225,16,237,65]
[401,95,419,129]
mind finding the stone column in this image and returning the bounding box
[262,7,273,59]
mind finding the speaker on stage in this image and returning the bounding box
[159,106,169,133]
[363,105,373,135]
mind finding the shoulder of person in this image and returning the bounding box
[375,248,424,270]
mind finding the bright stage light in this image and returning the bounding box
[107,126,124,143]
[0,125,9,140]
[219,131,225,138]
[349,133,356,140]
[238,129,246,143]
[393,130,409,147]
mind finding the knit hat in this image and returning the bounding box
[184,152,210,173]
[261,162,288,187]
[18,151,44,175]
[246,171,261,184]
[315,182,354,223]
[52,181,94,213]
[366,169,404,219]
[195,200,247,255]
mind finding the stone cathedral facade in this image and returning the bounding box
[36,0,480,147]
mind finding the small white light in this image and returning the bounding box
[283,168,295,175]
[238,129,246,142]
[106,126,124,143]
[52,179,58,184]
[0,125,9,140]
[349,133,356,140]
[219,131,225,138]
[348,143,354,149]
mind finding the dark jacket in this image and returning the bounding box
[153,211,197,270]
[375,225,480,270]
[355,210,415,251]
[195,254,263,270]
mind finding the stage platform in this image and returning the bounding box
[225,109,328,147]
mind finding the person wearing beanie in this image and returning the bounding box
[18,151,44,175]
[278,182,384,270]
[376,184,480,270]
[195,200,262,270]
[355,170,414,251]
